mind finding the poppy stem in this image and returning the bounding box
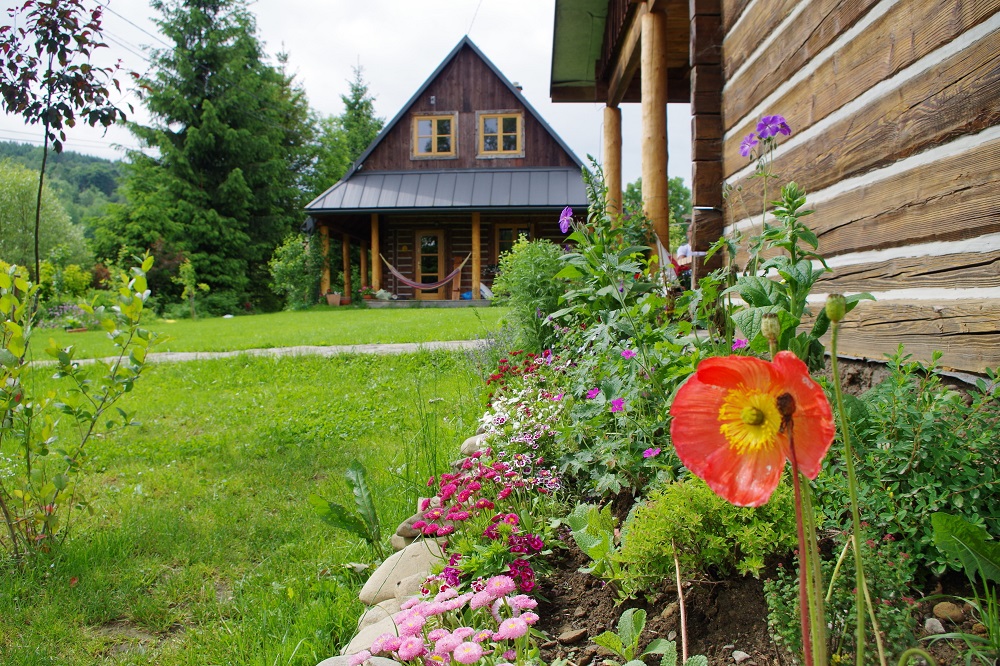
[787,433,815,666]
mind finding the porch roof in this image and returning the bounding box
[306,167,589,214]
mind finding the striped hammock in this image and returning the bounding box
[379,253,472,291]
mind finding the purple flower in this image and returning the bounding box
[739,133,758,157]
[732,338,749,350]
[586,387,600,400]
[756,114,791,139]
[553,392,564,401]
[558,206,573,233]
[643,447,661,458]
[610,398,625,413]
[621,349,636,359]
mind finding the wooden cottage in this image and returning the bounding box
[306,37,588,303]
[550,0,1000,372]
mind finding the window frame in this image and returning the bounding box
[412,113,458,159]
[477,111,524,158]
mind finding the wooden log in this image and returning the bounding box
[690,14,722,66]
[319,223,331,296]
[724,0,995,134]
[692,113,722,161]
[608,3,646,107]
[721,0,752,34]
[371,214,381,291]
[724,32,1000,192]
[692,207,725,283]
[692,159,723,208]
[604,105,623,218]
[360,239,369,289]
[472,212,481,299]
[691,64,722,115]
[818,299,1000,373]
[690,0,721,16]
[642,9,671,256]
[816,250,1000,293]
[722,0,799,81]
[342,233,352,298]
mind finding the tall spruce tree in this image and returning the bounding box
[94,0,313,307]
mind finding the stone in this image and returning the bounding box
[558,628,588,644]
[933,601,964,623]
[341,616,398,655]
[357,599,404,631]
[924,618,946,635]
[393,572,428,600]
[661,602,679,620]
[460,433,487,456]
[733,650,751,663]
[573,606,587,618]
[396,515,422,539]
[972,622,988,635]
[476,424,486,435]
[668,631,677,641]
[358,539,444,605]
[319,656,400,666]
[390,534,412,551]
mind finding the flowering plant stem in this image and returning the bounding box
[673,542,689,664]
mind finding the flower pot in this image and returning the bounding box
[340,297,351,306]
[326,293,341,306]
[363,294,373,300]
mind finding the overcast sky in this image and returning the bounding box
[0,0,692,186]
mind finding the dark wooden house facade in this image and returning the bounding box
[550,0,1000,373]
[306,37,587,302]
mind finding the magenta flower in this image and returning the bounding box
[454,642,484,664]
[435,633,464,653]
[485,575,517,598]
[553,392,564,401]
[739,133,758,157]
[428,628,450,642]
[731,338,749,350]
[610,398,625,413]
[586,387,600,399]
[559,206,573,233]
[371,633,402,653]
[643,447,661,458]
[756,114,791,139]
[621,349,636,359]
[397,636,427,660]
[494,617,529,640]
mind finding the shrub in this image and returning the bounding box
[491,237,565,351]
[269,232,324,310]
[618,476,797,589]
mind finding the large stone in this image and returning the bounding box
[933,601,964,623]
[558,628,588,644]
[358,539,444,605]
[733,650,751,663]
[341,616,398,655]
[357,598,404,631]
[390,534,413,551]
[393,571,429,600]
[319,656,399,666]
[396,514,422,539]
[460,434,486,456]
[924,618,946,635]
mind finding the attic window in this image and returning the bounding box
[413,114,456,157]
[479,113,522,156]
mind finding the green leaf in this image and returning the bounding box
[345,461,380,541]
[932,512,1000,584]
[555,264,585,279]
[592,631,626,658]
[684,656,709,666]
[659,641,678,666]
[643,638,673,656]
[617,608,645,652]
[308,494,368,539]
[0,348,17,369]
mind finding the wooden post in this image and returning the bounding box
[342,233,352,298]
[319,223,331,296]
[472,212,481,300]
[370,213,381,291]
[641,8,670,260]
[360,239,369,289]
[603,105,622,220]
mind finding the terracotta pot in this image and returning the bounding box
[340,297,351,306]
[326,293,341,306]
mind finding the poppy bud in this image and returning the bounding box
[825,293,846,323]
[761,313,781,342]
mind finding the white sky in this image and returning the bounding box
[0,0,692,186]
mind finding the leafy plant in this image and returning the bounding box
[172,258,210,320]
[269,233,324,310]
[490,236,566,351]
[310,460,385,560]
[592,608,672,666]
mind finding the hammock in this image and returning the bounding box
[380,253,472,291]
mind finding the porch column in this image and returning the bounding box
[370,213,382,291]
[641,7,670,261]
[319,223,331,296]
[603,105,622,220]
[472,212,481,299]
[342,233,352,297]
[360,239,369,289]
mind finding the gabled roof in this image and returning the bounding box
[307,36,586,214]
[307,167,588,213]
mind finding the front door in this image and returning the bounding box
[415,229,445,300]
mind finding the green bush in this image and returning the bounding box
[269,233,324,310]
[618,476,797,588]
[491,237,565,351]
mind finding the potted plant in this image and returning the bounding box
[325,291,341,306]
[360,285,375,300]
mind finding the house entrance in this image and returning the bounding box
[415,229,446,300]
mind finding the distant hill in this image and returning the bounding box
[0,141,124,229]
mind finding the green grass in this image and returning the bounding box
[0,350,486,665]
[32,306,507,359]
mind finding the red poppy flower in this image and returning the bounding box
[669,351,834,507]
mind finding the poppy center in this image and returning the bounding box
[718,387,783,454]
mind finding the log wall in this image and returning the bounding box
[719,0,1000,372]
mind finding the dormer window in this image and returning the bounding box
[479,112,523,157]
[413,114,456,157]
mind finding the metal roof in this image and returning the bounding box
[306,168,588,214]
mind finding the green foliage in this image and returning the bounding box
[566,503,631,598]
[491,237,566,351]
[933,513,1000,585]
[618,477,797,586]
[0,255,159,558]
[765,534,919,665]
[592,608,672,666]
[269,233,325,310]
[172,258,211,320]
[310,460,385,560]
[621,176,691,250]
[815,349,1000,574]
[92,0,315,308]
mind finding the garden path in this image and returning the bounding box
[127,339,485,364]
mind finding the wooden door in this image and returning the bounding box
[415,229,445,300]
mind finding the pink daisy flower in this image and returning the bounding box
[453,642,484,664]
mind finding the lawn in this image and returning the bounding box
[32,306,507,359]
[0,347,488,665]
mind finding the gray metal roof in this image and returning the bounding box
[306,168,588,213]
